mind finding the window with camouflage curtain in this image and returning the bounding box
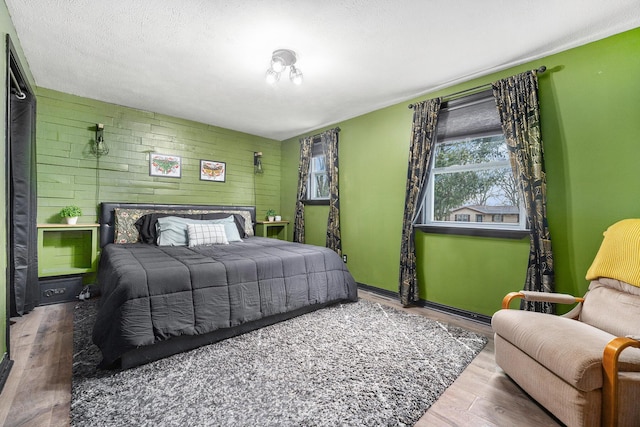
[293,129,342,255]
[400,70,551,310]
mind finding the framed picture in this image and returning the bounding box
[150,153,181,178]
[200,160,226,182]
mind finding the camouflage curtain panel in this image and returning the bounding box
[399,99,442,306]
[321,128,342,255]
[492,70,555,313]
[293,136,314,243]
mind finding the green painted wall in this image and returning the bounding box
[36,89,281,224]
[1,1,36,361]
[281,27,640,317]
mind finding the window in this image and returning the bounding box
[415,90,527,234]
[308,140,329,201]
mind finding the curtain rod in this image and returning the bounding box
[408,66,546,109]
[9,68,26,99]
[311,126,341,141]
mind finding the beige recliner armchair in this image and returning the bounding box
[492,219,640,427]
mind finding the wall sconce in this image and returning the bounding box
[91,123,109,157]
[265,49,303,85]
[254,152,263,174]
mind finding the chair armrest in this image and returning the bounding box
[602,336,640,427]
[501,291,585,309]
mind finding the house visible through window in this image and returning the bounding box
[308,140,329,201]
[415,89,527,232]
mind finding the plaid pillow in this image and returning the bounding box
[187,223,229,247]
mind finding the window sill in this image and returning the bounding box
[415,225,529,240]
[302,199,329,206]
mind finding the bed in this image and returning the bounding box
[93,202,358,369]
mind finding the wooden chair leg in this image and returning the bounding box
[602,337,640,427]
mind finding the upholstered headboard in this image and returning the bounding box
[99,202,257,248]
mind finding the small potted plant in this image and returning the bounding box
[266,209,276,222]
[60,205,82,224]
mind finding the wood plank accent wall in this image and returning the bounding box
[35,88,281,224]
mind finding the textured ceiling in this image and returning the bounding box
[6,0,640,140]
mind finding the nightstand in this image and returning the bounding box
[255,220,289,241]
[37,223,100,304]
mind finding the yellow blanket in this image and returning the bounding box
[586,219,640,288]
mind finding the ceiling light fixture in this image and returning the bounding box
[266,49,303,85]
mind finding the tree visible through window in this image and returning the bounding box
[433,135,518,221]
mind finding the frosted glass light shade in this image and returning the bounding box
[290,66,303,85]
[265,68,280,84]
[271,57,286,73]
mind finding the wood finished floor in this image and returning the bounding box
[0,291,562,427]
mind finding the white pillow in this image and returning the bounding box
[187,223,229,247]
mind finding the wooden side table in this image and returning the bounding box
[255,220,289,241]
[37,223,100,277]
[37,223,100,305]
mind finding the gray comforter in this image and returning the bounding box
[93,237,358,366]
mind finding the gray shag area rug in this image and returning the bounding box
[72,298,487,426]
